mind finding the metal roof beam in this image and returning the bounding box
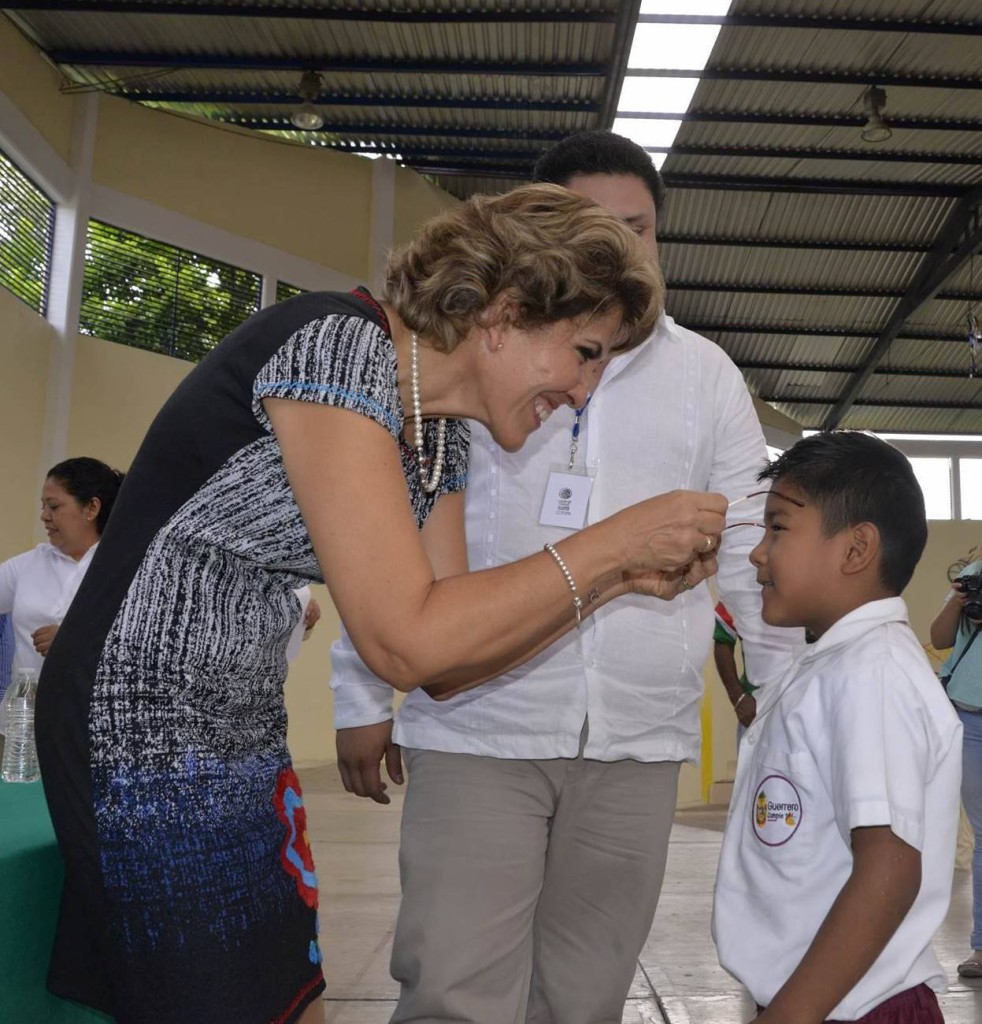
[621,110,982,132]
[8,2,619,22]
[404,162,528,179]
[687,323,962,342]
[230,121,572,142]
[599,0,642,129]
[656,144,982,166]
[121,95,982,132]
[627,68,982,90]
[114,89,982,134]
[49,51,607,75]
[660,175,965,198]
[822,185,982,429]
[317,153,966,195]
[139,91,601,113]
[658,234,931,254]
[766,396,982,410]
[738,360,975,380]
[667,282,982,301]
[328,142,538,162]
[639,13,982,35]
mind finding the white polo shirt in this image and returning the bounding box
[712,598,962,1017]
[330,314,803,763]
[0,543,99,673]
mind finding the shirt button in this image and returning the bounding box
[747,734,757,746]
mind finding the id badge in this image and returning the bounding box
[539,467,594,530]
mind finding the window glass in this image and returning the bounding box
[908,457,952,520]
[80,220,261,361]
[0,148,54,313]
[959,459,982,519]
[276,281,306,303]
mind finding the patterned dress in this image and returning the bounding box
[35,289,469,1024]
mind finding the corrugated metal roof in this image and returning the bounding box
[4,0,982,432]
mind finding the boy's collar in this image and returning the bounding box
[800,596,908,661]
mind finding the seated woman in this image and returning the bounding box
[36,183,726,1024]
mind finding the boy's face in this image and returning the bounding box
[749,480,848,638]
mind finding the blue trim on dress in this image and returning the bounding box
[261,381,401,435]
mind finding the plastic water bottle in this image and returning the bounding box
[1,668,40,783]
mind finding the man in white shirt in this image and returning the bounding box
[331,131,803,1024]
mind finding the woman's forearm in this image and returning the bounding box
[930,593,962,649]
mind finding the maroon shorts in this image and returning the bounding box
[757,983,944,1022]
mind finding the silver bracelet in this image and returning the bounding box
[544,542,584,628]
[733,692,750,711]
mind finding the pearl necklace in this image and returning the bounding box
[410,332,447,493]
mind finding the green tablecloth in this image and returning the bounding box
[0,779,113,1022]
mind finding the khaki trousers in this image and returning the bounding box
[389,746,680,1024]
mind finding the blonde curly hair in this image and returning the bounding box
[383,183,663,353]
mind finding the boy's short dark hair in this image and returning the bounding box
[757,431,927,593]
[532,130,666,220]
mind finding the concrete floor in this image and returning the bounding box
[302,764,982,1024]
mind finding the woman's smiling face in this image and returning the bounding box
[482,306,624,452]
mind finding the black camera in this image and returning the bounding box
[954,573,982,620]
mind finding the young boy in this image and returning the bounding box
[712,431,962,1023]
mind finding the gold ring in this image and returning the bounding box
[704,535,714,553]
[680,576,691,590]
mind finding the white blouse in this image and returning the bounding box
[0,543,98,674]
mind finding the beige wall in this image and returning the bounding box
[392,163,459,247]
[91,99,375,279]
[67,336,193,469]
[909,520,982,658]
[0,17,75,164]
[0,287,54,559]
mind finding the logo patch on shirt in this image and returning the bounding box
[751,773,802,846]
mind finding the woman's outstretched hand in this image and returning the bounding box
[621,549,719,600]
[612,489,726,577]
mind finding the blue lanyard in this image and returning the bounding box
[568,393,592,470]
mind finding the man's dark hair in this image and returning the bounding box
[757,431,927,594]
[532,131,666,220]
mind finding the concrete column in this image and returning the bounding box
[369,157,396,295]
[37,92,98,527]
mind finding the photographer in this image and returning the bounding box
[931,565,982,979]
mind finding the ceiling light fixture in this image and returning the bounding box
[290,70,324,131]
[861,85,892,143]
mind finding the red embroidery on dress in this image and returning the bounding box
[351,286,390,334]
[273,766,319,908]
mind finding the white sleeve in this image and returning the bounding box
[330,625,395,728]
[707,356,804,687]
[285,586,311,662]
[826,662,932,852]
[0,550,28,616]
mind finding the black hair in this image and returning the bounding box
[46,456,125,535]
[531,130,667,220]
[757,431,927,593]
